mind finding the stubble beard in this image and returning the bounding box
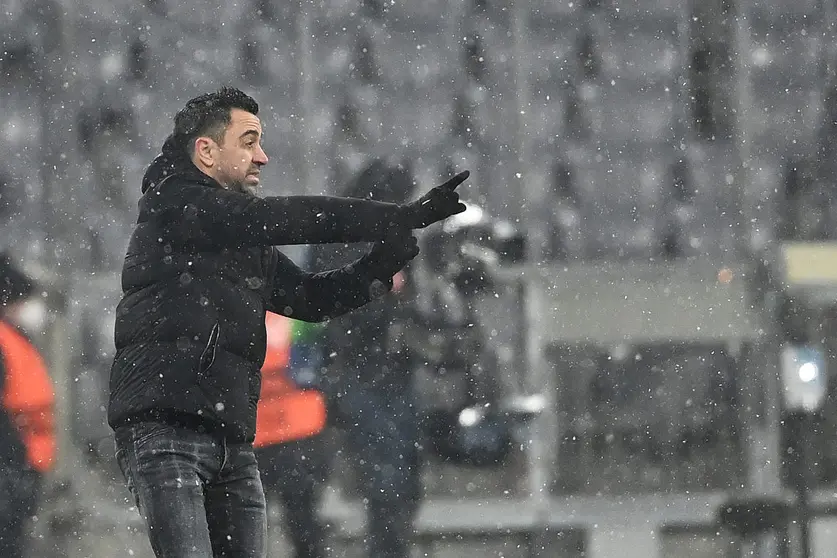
[221,175,259,197]
[241,182,260,197]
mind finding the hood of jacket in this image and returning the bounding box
[141,134,204,193]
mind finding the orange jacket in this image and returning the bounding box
[0,320,56,472]
[254,312,326,448]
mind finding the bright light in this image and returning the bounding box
[458,407,482,427]
[443,202,485,233]
[798,362,819,383]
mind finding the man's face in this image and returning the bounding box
[212,108,269,195]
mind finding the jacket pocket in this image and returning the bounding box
[197,323,221,377]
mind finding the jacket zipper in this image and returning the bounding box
[198,323,220,375]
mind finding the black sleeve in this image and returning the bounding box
[267,249,390,322]
[147,181,406,249]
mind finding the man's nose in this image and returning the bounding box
[253,145,269,166]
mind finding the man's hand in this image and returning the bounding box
[364,227,420,282]
[402,171,469,229]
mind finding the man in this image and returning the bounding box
[0,253,56,558]
[107,86,468,558]
[310,158,424,558]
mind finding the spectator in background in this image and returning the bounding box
[311,159,423,558]
[0,253,56,558]
[255,312,329,558]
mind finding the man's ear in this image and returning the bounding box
[193,137,216,168]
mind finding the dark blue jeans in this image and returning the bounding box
[114,421,266,558]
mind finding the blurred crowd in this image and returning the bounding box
[4,0,837,555]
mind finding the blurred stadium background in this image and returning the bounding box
[3,0,837,556]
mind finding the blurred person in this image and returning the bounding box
[0,253,56,558]
[310,159,424,558]
[107,86,468,558]
[255,312,328,558]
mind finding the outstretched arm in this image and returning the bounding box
[143,171,468,250]
[146,181,404,248]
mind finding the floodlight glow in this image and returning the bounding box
[798,362,819,383]
[458,407,481,427]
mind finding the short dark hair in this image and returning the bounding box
[172,86,259,154]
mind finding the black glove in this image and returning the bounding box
[402,171,469,229]
[364,227,420,283]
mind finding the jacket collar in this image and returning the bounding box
[141,134,218,193]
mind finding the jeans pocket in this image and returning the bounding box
[131,422,178,452]
[115,446,146,519]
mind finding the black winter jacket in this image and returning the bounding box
[108,136,408,442]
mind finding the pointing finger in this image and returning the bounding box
[441,170,470,191]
